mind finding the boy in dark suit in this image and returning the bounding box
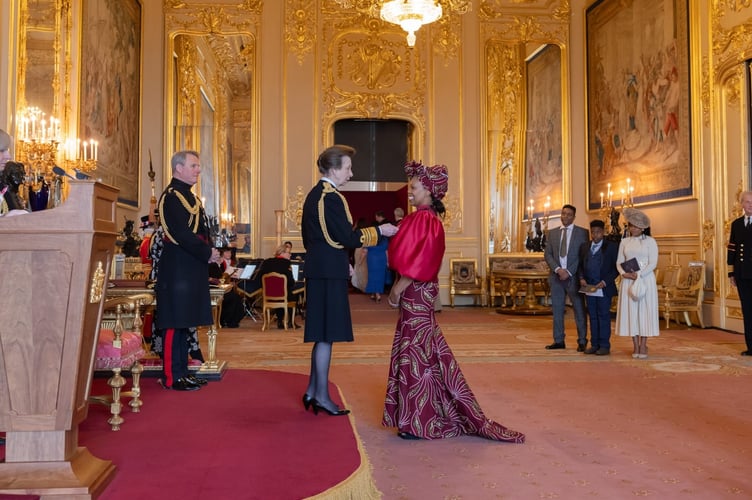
[578,219,619,355]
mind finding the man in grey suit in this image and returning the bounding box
[544,204,589,351]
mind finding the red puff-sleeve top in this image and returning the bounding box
[388,206,445,282]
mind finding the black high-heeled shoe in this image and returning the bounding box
[302,394,314,411]
[311,399,350,416]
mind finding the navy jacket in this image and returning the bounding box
[577,238,619,298]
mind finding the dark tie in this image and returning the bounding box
[747,217,750,227]
[560,226,568,257]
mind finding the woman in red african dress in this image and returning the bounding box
[382,161,525,443]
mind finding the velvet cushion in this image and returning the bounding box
[94,329,145,370]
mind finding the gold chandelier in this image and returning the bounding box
[380,0,442,47]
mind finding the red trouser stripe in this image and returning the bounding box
[164,328,175,387]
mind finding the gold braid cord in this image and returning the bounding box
[359,227,379,247]
[318,182,379,249]
[159,187,202,245]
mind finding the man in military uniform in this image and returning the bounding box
[728,190,752,356]
[155,150,220,390]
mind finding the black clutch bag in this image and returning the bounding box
[621,257,640,273]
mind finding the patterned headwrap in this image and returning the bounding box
[404,160,449,200]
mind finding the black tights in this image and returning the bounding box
[306,342,339,411]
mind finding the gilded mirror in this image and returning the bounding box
[16,0,71,127]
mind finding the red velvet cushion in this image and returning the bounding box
[94,329,145,370]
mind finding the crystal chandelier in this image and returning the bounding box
[380,0,443,47]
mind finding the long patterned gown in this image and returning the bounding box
[382,206,525,442]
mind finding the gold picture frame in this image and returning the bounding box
[585,0,692,210]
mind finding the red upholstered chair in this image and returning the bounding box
[261,272,296,331]
[90,293,152,431]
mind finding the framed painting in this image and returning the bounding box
[80,0,142,207]
[524,44,563,218]
[586,0,691,210]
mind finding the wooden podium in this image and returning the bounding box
[0,181,119,498]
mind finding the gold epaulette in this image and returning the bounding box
[319,182,354,249]
[359,226,379,247]
[160,186,202,245]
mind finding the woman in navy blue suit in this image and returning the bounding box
[300,145,398,415]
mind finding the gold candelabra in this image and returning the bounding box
[599,179,634,236]
[61,137,99,174]
[524,196,550,252]
[16,107,61,179]
[15,106,101,210]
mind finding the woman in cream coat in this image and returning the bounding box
[615,208,660,358]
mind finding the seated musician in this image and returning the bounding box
[219,246,238,276]
[208,247,245,328]
[238,244,300,329]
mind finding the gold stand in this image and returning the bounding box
[197,285,230,379]
[105,285,231,380]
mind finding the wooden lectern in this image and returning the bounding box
[0,181,119,497]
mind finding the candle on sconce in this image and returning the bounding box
[600,192,604,207]
[528,199,534,220]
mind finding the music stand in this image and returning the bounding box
[236,264,261,321]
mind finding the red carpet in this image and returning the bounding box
[74,370,376,499]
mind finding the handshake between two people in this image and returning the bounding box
[379,223,399,238]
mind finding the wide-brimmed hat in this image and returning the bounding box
[623,207,650,229]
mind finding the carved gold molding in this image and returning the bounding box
[286,0,316,65]
[327,0,467,62]
[321,17,428,122]
[479,0,570,44]
[727,306,743,319]
[285,186,306,231]
[176,37,199,137]
[702,219,715,251]
[711,1,752,80]
[164,1,261,33]
[724,64,744,106]
[432,14,463,64]
[701,56,711,127]
[442,193,462,232]
[480,1,570,252]
[486,41,524,251]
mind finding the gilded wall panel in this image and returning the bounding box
[321,16,427,123]
[285,0,316,64]
[164,1,260,33]
[480,2,569,253]
[485,41,524,252]
[712,1,752,79]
